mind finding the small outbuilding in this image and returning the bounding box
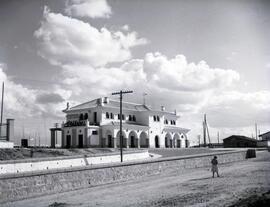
[258,131,270,147]
[223,135,257,148]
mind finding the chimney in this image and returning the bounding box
[97,98,104,106]
[103,97,109,104]
[161,106,165,111]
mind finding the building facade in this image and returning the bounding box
[61,97,190,148]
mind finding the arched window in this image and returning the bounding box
[164,119,168,124]
[132,115,136,122]
[118,114,120,120]
[122,114,125,120]
[79,113,84,120]
[157,116,160,122]
[110,113,114,119]
[106,112,110,119]
[84,113,88,120]
[153,116,157,122]
[170,120,173,125]
[128,115,132,121]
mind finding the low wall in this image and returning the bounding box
[0,151,150,174]
[0,150,247,203]
[0,141,14,149]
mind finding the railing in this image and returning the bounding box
[64,121,100,127]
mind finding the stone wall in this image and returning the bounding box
[0,150,247,203]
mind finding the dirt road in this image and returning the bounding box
[3,151,270,207]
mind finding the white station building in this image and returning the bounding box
[60,97,190,149]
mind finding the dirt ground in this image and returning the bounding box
[2,151,270,207]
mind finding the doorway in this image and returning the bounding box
[78,134,83,148]
[130,136,135,148]
[155,136,159,148]
[66,135,71,148]
[108,135,113,148]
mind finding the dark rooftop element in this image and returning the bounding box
[223,135,257,142]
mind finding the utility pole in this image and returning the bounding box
[112,90,133,162]
[203,114,207,147]
[255,123,258,140]
[0,82,4,139]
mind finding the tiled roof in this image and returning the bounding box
[63,97,179,116]
[64,97,156,112]
[258,131,270,137]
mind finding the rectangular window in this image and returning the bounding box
[92,130,98,135]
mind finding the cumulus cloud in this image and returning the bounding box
[36,93,65,104]
[143,53,240,91]
[34,7,147,67]
[0,64,68,121]
[65,0,112,18]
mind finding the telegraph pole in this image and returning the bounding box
[203,114,206,147]
[112,90,133,162]
[0,82,4,139]
[255,123,258,140]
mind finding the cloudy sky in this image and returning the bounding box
[0,0,270,145]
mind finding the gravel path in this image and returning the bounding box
[2,151,270,207]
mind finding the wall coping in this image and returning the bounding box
[0,149,247,180]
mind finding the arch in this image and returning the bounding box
[128,131,138,148]
[110,113,114,119]
[84,113,88,120]
[105,130,113,148]
[116,130,127,148]
[106,112,110,119]
[165,133,172,148]
[139,131,148,148]
[155,135,160,148]
[132,115,136,122]
[173,133,181,148]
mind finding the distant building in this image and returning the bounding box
[257,131,270,147]
[0,119,14,148]
[223,135,257,148]
[60,97,190,148]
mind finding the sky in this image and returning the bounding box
[0,0,270,146]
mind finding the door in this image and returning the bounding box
[94,112,97,124]
[108,135,112,148]
[130,136,135,148]
[78,134,83,148]
[66,135,71,148]
[155,136,159,148]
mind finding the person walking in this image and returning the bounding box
[211,156,220,178]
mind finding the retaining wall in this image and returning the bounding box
[0,149,247,203]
